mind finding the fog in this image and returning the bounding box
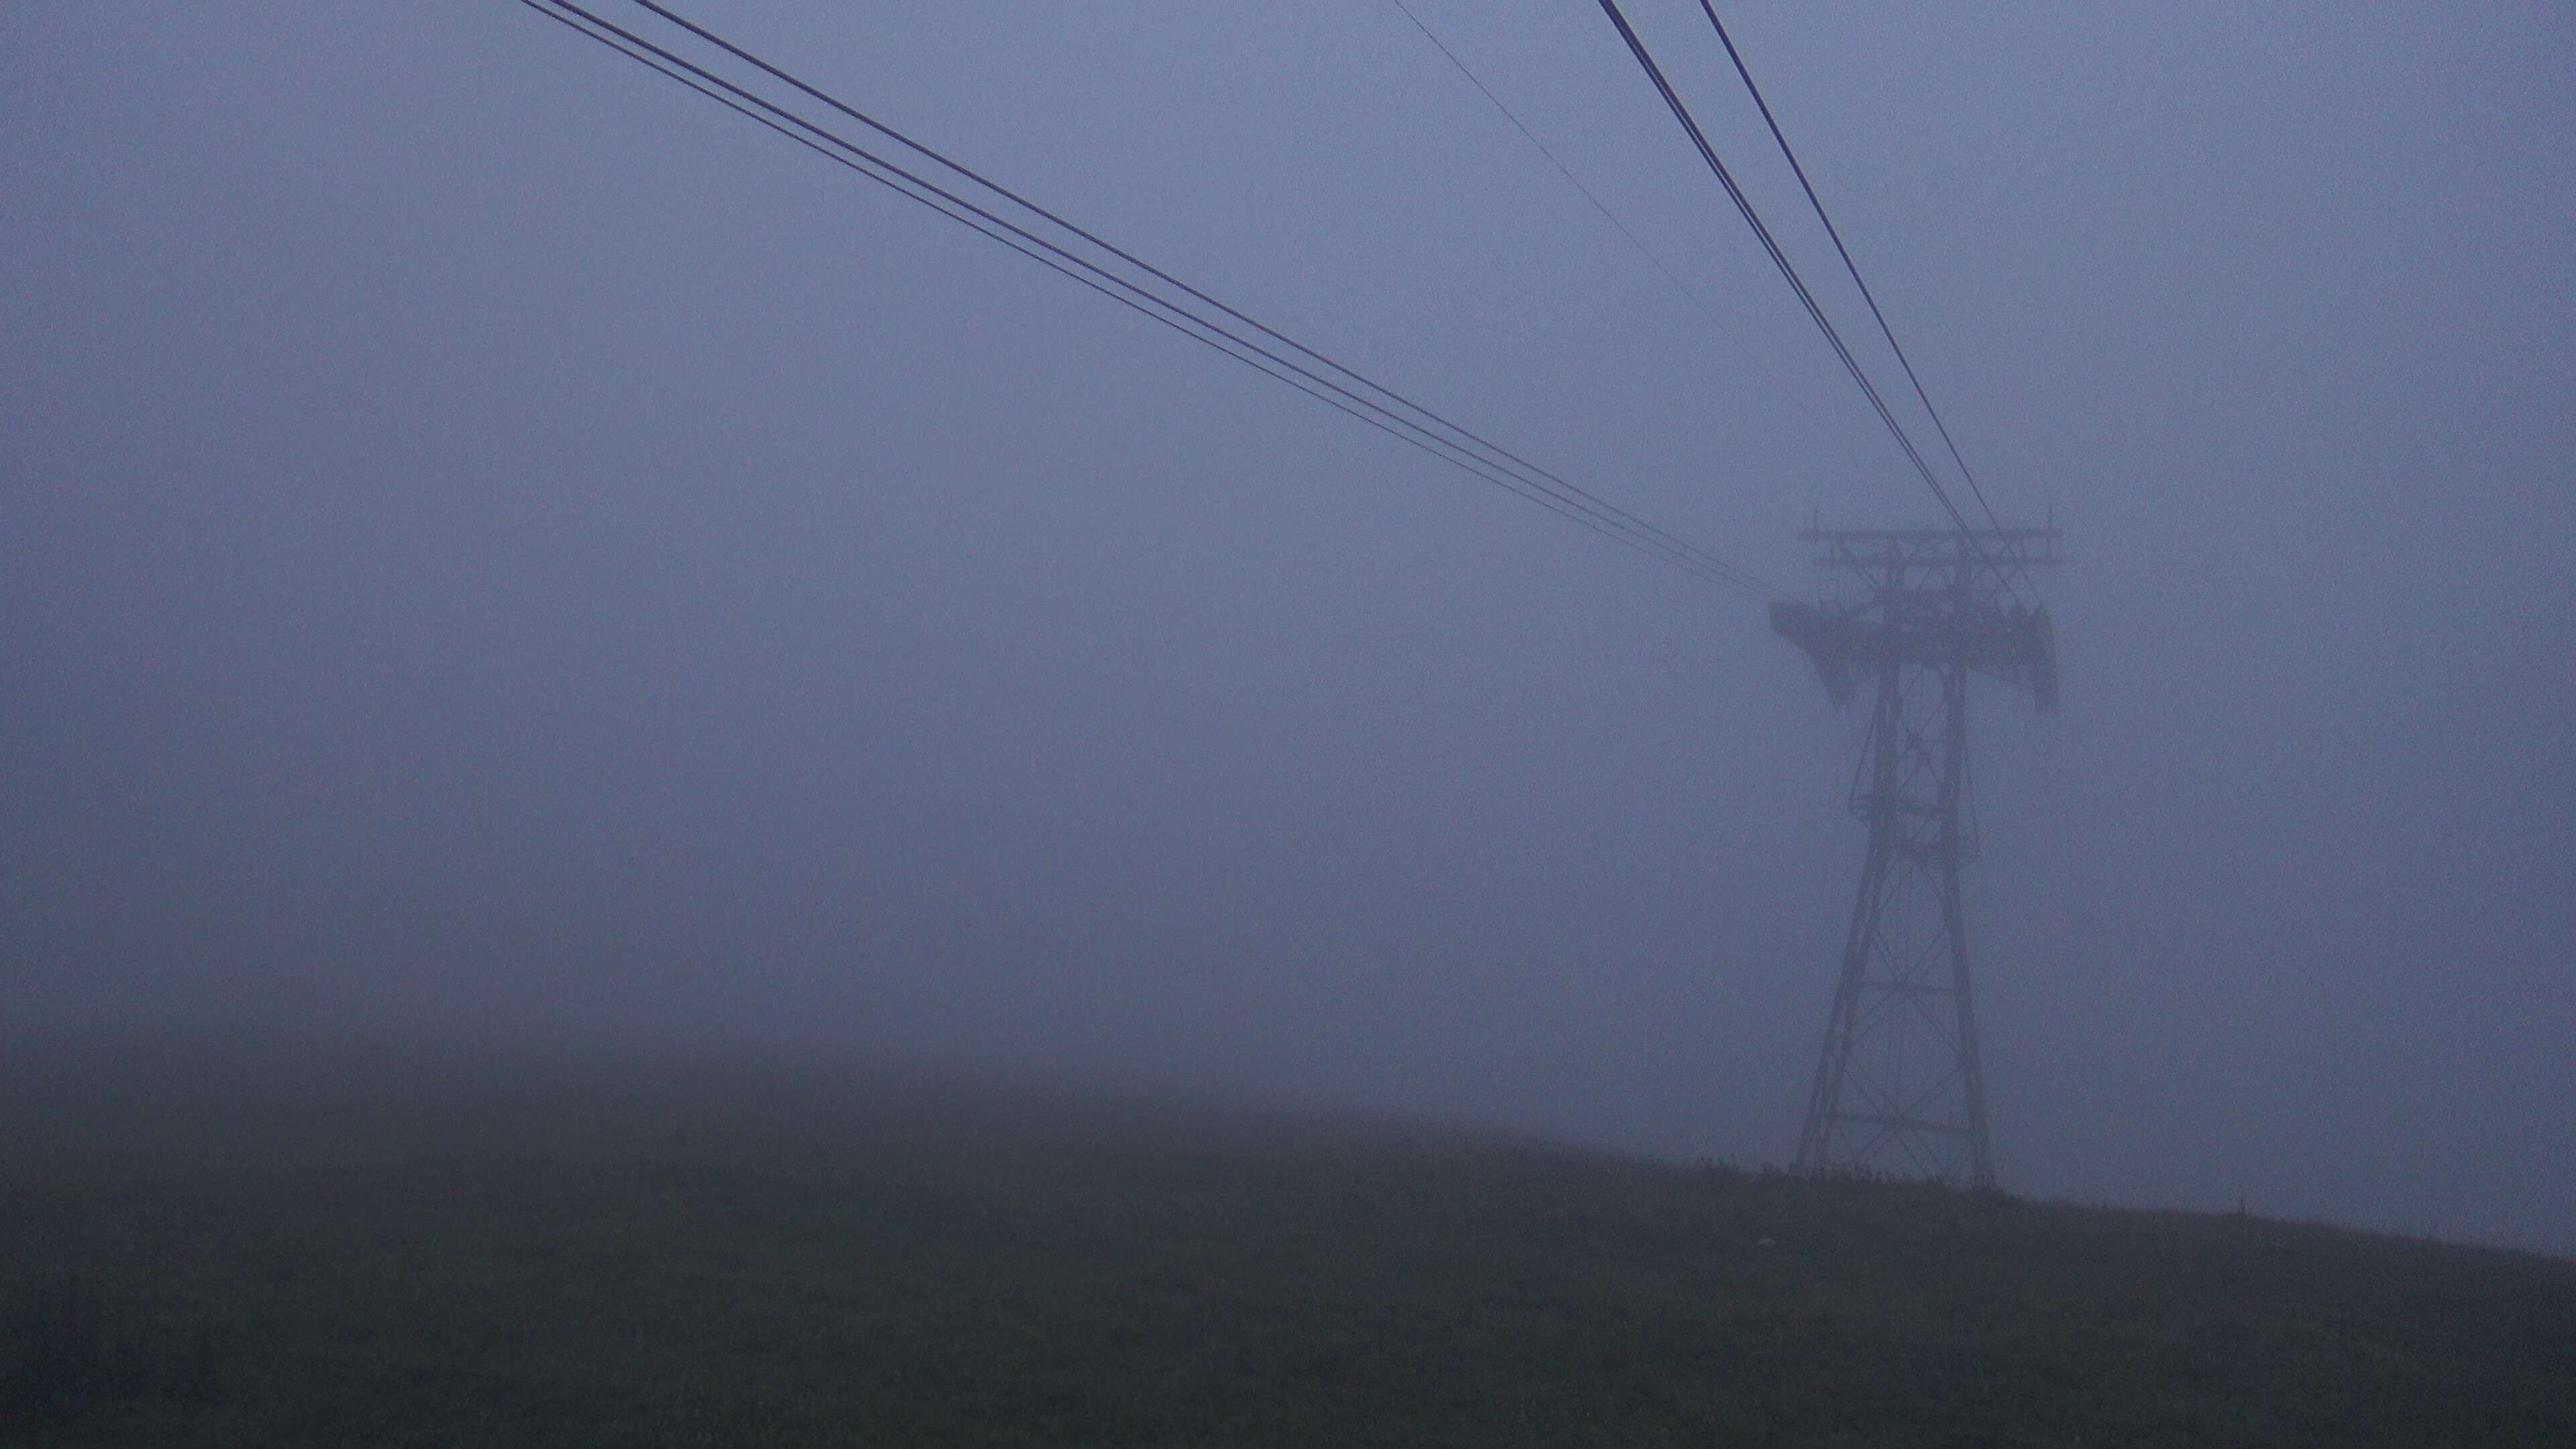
[5,2,2571,1254]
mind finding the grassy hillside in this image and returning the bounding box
[4,1053,2570,1446]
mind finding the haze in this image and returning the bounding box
[5,2,2570,1254]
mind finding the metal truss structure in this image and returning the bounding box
[1770,527,2059,1187]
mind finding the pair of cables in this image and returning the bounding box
[1589,1,2014,569]
[512,0,1785,600]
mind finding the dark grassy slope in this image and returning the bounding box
[4,1059,2571,1446]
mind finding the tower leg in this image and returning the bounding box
[1792,656,1995,1185]
[1794,810,1894,1173]
[1937,657,1995,1187]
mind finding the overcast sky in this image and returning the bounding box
[5,1,2571,1254]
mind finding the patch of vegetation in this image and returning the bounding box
[2,1063,2569,1446]
[3,1275,222,1426]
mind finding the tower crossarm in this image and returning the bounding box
[1798,526,2062,595]
[1769,527,2060,712]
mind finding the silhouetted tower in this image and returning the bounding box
[1770,527,2059,1187]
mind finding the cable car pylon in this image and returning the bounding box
[1770,524,2061,1186]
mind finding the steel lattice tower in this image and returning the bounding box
[1770,527,2059,1187]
